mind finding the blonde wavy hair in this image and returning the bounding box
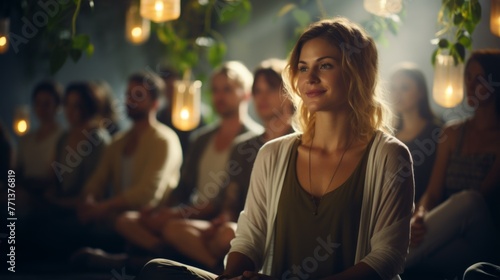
[283,17,392,143]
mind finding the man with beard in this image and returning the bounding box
[109,61,263,263]
[77,71,183,236]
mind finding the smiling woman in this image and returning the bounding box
[134,16,414,280]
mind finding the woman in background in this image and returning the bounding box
[389,63,441,202]
[47,81,111,209]
[17,80,64,194]
[407,49,500,278]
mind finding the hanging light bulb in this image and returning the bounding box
[172,80,201,131]
[364,0,403,17]
[491,0,500,37]
[0,18,9,54]
[13,106,30,136]
[433,54,464,108]
[140,0,181,23]
[126,1,150,44]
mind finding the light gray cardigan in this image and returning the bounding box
[229,131,414,280]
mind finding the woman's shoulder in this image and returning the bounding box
[372,131,412,160]
[259,132,300,154]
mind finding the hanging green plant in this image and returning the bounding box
[48,0,95,74]
[277,0,405,48]
[153,0,251,75]
[362,11,406,46]
[431,0,481,66]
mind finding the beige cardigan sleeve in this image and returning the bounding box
[230,132,414,279]
[356,132,415,280]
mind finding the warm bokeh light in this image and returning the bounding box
[13,106,30,136]
[16,120,28,134]
[141,0,180,22]
[0,18,9,54]
[155,0,164,12]
[172,80,201,131]
[491,0,500,37]
[131,27,142,37]
[433,54,464,108]
[364,0,402,17]
[126,2,150,44]
[180,108,190,120]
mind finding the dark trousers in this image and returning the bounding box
[136,259,218,280]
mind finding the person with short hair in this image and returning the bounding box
[78,71,183,227]
[152,58,294,272]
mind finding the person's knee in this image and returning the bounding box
[161,219,183,242]
[451,190,487,214]
[214,224,235,250]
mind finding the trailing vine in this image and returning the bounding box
[431,0,481,66]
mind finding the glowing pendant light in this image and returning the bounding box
[172,80,201,131]
[13,106,30,136]
[0,18,9,54]
[433,54,464,108]
[126,1,150,44]
[364,0,403,17]
[140,0,180,23]
[491,0,500,37]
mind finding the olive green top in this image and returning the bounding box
[270,137,373,279]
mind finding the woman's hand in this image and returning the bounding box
[410,207,427,247]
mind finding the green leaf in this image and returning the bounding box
[453,12,463,25]
[438,38,449,49]
[377,35,389,47]
[208,41,227,67]
[292,8,311,28]
[453,42,466,63]
[471,1,481,24]
[277,3,296,17]
[458,34,472,49]
[386,18,399,36]
[431,48,439,67]
[72,34,90,50]
[69,49,82,62]
[464,20,476,34]
[85,43,94,56]
[50,49,68,74]
[218,0,251,25]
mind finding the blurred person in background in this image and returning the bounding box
[17,80,64,195]
[406,49,500,278]
[157,58,294,272]
[389,63,441,203]
[75,71,183,251]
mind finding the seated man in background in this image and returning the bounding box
[115,60,262,250]
[77,71,183,247]
[74,61,262,271]
[159,58,294,272]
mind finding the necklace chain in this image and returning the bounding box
[308,135,354,215]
